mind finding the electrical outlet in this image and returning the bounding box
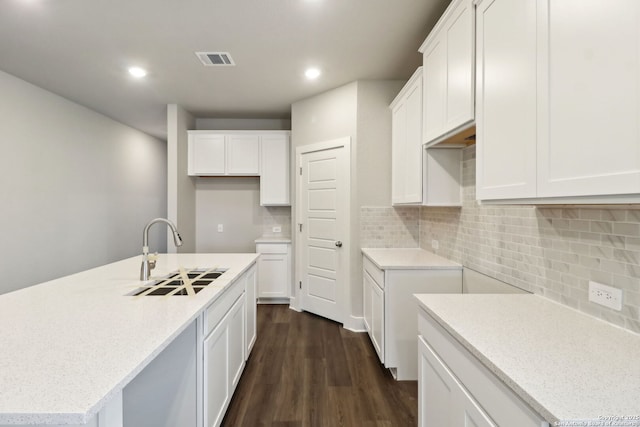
[431,240,439,251]
[588,281,622,311]
[272,226,282,233]
[217,224,224,232]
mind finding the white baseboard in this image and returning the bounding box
[343,315,365,333]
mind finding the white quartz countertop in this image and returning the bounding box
[0,253,258,425]
[255,236,291,243]
[415,294,640,425]
[361,248,461,270]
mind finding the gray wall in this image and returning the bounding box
[167,104,196,253]
[196,118,291,131]
[0,70,167,294]
[291,80,403,326]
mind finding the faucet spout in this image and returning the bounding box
[140,218,183,281]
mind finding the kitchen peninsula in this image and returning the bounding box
[0,253,258,427]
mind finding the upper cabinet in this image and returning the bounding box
[476,0,640,203]
[188,130,291,206]
[188,131,259,176]
[391,68,463,207]
[260,133,290,206]
[391,68,424,205]
[419,0,475,147]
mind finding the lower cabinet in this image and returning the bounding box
[255,242,291,302]
[204,294,245,427]
[202,263,257,427]
[363,267,384,362]
[419,336,495,427]
[418,309,549,427]
[362,254,462,380]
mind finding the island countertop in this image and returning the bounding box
[0,253,258,425]
[415,293,640,425]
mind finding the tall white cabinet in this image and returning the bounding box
[476,0,640,202]
[390,69,463,207]
[419,0,475,146]
[391,68,423,204]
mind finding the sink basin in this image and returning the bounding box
[131,268,228,296]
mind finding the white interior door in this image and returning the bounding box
[297,139,349,324]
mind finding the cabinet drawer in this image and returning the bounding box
[363,256,384,289]
[256,243,288,254]
[418,310,547,426]
[205,278,245,337]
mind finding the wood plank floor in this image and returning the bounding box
[222,304,418,426]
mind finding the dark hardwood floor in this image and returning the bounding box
[222,304,418,426]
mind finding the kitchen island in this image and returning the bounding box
[0,253,259,427]
[416,294,640,426]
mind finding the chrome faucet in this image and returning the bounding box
[140,218,183,281]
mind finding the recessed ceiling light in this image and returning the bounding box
[305,68,321,80]
[128,67,147,78]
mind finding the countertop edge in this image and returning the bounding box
[361,248,462,270]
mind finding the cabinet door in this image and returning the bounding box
[245,265,257,355]
[227,294,246,391]
[419,336,496,427]
[423,37,447,143]
[370,276,384,364]
[257,254,288,298]
[189,133,225,175]
[362,270,374,339]
[475,0,538,200]
[204,315,230,427]
[404,75,423,203]
[260,134,290,206]
[391,101,407,204]
[363,269,384,363]
[422,0,474,145]
[537,0,640,197]
[226,134,260,175]
[391,68,423,205]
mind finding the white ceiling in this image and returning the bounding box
[0,0,450,139]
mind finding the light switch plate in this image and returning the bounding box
[589,281,622,311]
[217,224,223,232]
[272,226,282,233]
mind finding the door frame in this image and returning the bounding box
[292,137,351,326]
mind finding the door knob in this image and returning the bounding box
[335,241,343,247]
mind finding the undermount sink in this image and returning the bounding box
[131,268,228,296]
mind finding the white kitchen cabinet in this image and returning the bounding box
[204,292,245,427]
[419,0,474,146]
[260,133,291,206]
[256,241,291,302]
[418,336,496,427]
[476,0,640,203]
[391,67,423,204]
[418,308,548,427]
[391,69,463,206]
[362,253,461,380]
[363,257,384,362]
[187,131,260,176]
[244,264,257,354]
[225,134,260,175]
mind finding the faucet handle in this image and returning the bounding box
[148,253,158,270]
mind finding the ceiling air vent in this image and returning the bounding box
[195,52,235,66]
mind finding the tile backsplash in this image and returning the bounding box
[360,206,419,248]
[261,206,292,237]
[361,145,640,334]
